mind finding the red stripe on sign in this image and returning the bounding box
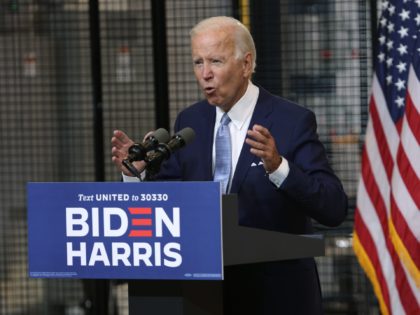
[132,218,152,226]
[129,207,152,214]
[129,230,152,237]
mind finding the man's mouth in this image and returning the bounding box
[204,87,216,94]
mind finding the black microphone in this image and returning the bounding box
[145,127,195,175]
[122,128,170,179]
[125,128,170,162]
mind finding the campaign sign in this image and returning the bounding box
[27,182,223,280]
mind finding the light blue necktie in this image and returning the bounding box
[214,113,232,193]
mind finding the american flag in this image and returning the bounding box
[353,0,420,314]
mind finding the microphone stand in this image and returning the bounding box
[122,159,144,181]
[121,156,161,182]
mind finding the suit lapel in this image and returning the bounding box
[230,88,274,193]
[200,104,216,180]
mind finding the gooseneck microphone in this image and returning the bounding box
[125,128,170,162]
[122,128,170,178]
[145,127,196,176]
[122,127,195,180]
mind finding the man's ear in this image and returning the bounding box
[243,52,253,77]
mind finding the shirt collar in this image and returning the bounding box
[216,81,259,130]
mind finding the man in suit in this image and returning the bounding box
[112,16,347,315]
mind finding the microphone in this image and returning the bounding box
[122,128,170,179]
[145,127,195,175]
[125,128,170,162]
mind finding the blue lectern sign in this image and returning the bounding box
[27,182,223,280]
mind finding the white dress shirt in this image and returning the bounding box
[213,81,289,191]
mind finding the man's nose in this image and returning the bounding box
[202,63,213,80]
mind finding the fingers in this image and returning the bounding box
[111,130,135,174]
[111,131,130,158]
[245,124,282,173]
[111,144,126,173]
[112,130,134,149]
[245,125,271,154]
[111,145,126,160]
[248,124,271,139]
[111,130,151,177]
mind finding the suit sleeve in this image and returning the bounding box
[279,110,348,227]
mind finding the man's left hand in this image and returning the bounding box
[245,124,282,173]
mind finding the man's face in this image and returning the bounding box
[191,28,252,111]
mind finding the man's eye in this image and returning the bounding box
[212,60,222,64]
[193,60,203,66]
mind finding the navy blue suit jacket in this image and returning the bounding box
[158,87,347,232]
[156,87,348,314]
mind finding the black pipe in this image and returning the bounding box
[232,0,240,20]
[362,0,378,136]
[151,0,170,131]
[370,0,378,63]
[250,0,282,96]
[87,1,108,315]
[89,0,105,182]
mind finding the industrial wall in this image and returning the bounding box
[0,1,378,314]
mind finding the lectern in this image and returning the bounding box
[128,194,324,315]
[27,182,324,315]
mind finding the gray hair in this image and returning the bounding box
[190,16,257,73]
